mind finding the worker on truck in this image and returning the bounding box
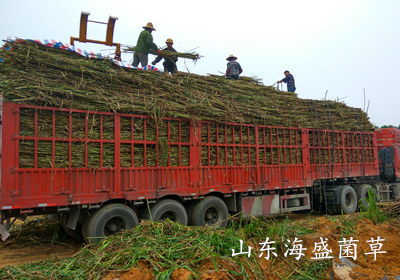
[152,38,178,74]
[277,70,296,93]
[132,22,161,67]
[225,54,243,80]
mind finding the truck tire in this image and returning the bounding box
[81,214,90,243]
[191,196,229,228]
[81,209,97,244]
[356,184,373,211]
[86,204,139,244]
[337,185,358,214]
[143,199,188,225]
[61,213,84,241]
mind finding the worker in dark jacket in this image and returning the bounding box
[225,54,243,80]
[133,22,161,67]
[152,38,178,74]
[277,70,296,92]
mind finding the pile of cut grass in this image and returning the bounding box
[0,194,394,279]
[0,39,373,131]
[0,216,331,280]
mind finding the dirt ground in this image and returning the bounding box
[101,216,400,280]
[0,244,81,269]
[301,217,400,280]
[0,217,83,269]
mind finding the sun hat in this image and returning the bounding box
[226,54,237,61]
[143,22,156,30]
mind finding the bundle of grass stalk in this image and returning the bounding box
[0,39,373,132]
[124,46,201,62]
[0,217,335,279]
[381,201,400,216]
[18,106,191,169]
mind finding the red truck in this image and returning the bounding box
[0,98,397,243]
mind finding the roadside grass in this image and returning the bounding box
[0,220,265,279]
[0,200,392,280]
[358,188,389,224]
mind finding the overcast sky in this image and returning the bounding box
[1,0,399,127]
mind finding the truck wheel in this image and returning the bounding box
[81,210,97,244]
[86,204,139,244]
[61,213,84,241]
[191,196,229,228]
[356,184,373,211]
[81,214,90,243]
[338,185,358,214]
[143,199,188,225]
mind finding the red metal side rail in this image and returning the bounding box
[3,101,379,213]
[198,122,312,194]
[118,114,200,200]
[0,103,201,211]
[308,129,379,181]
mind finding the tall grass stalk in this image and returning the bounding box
[359,188,388,224]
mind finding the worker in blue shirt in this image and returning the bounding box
[152,38,178,74]
[277,70,296,93]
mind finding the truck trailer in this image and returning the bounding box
[1,99,397,243]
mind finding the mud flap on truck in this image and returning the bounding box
[0,215,10,241]
[0,224,10,241]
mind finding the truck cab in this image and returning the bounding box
[375,128,400,200]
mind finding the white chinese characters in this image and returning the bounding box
[365,236,386,261]
[338,237,359,260]
[231,236,386,261]
[311,237,334,260]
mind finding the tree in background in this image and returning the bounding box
[380,125,400,129]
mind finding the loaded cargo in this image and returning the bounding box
[0,39,398,243]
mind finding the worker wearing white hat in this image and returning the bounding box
[133,22,161,67]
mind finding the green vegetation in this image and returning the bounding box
[359,188,388,224]
[0,215,324,280]
[0,204,394,280]
[379,125,400,129]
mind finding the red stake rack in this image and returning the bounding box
[0,99,381,241]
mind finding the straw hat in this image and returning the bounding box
[165,38,173,44]
[143,22,156,30]
[226,54,237,61]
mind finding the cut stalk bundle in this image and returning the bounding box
[381,201,400,216]
[124,47,201,62]
[0,40,373,132]
[17,107,192,169]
